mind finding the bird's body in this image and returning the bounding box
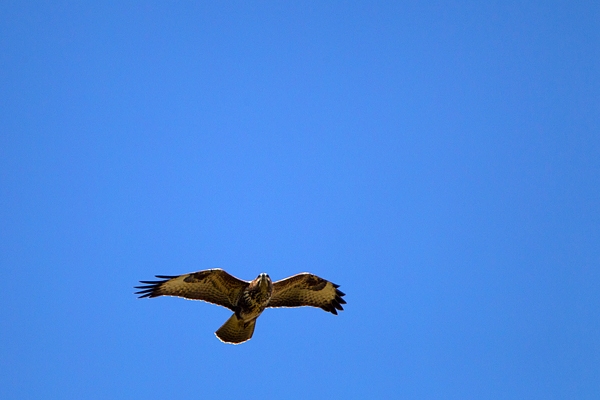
[135,269,345,344]
[237,273,273,321]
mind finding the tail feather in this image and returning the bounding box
[215,314,256,344]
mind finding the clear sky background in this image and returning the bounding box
[1,1,599,399]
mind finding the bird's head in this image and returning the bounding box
[256,273,272,292]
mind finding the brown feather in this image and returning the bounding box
[134,268,248,311]
[267,273,346,314]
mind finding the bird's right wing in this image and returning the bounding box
[135,269,249,311]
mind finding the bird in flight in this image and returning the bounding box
[135,269,346,344]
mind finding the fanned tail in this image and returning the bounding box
[215,314,256,344]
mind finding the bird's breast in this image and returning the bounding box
[238,288,272,321]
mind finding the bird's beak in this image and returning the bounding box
[259,274,270,288]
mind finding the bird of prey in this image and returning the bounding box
[135,269,346,344]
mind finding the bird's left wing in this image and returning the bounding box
[267,273,346,315]
[135,269,248,311]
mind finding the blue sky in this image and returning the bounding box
[1,1,599,398]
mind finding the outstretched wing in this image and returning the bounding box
[135,269,249,311]
[268,273,346,315]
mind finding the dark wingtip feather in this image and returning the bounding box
[332,300,344,311]
[134,275,173,299]
[321,304,332,313]
[327,284,346,314]
[135,284,155,289]
[134,286,160,298]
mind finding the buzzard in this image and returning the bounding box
[135,269,346,344]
